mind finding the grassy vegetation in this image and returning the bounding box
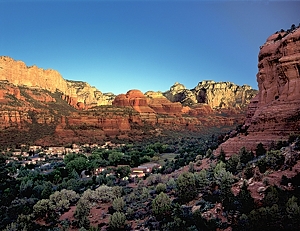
[158,153,179,166]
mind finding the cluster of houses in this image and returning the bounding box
[5,142,123,164]
[93,163,161,179]
[4,142,161,180]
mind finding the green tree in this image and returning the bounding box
[41,181,53,199]
[33,199,50,218]
[205,148,213,158]
[237,182,254,214]
[265,150,284,170]
[19,179,33,198]
[94,185,117,203]
[285,196,300,228]
[152,192,172,220]
[16,214,35,231]
[109,212,126,230]
[239,147,254,165]
[218,148,226,162]
[112,197,125,212]
[74,198,90,229]
[236,214,250,231]
[267,204,282,230]
[213,163,235,201]
[66,157,88,175]
[167,178,176,190]
[3,222,17,231]
[194,169,208,191]
[115,165,131,179]
[33,199,57,223]
[226,154,240,174]
[176,172,197,203]
[64,153,86,164]
[156,183,167,193]
[108,151,124,166]
[255,143,266,157]
[69,169,80,179]
[50,189,79,205]
[188,162,195,173]
[263,186,279,207]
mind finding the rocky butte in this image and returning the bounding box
[0,56,258,146]
[217,26,300,157]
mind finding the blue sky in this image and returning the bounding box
[0,0,299,94]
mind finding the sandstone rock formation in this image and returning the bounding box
[0,56,115,108]
[113,89,183,115]
[217,26,300,156]
[0,56,257,146]
[0,56,67,92]
[66,80,115,107]
[113,90,155,113]
[164,81,257,109]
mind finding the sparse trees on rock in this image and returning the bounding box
[255,143,266,157]
[239,147,254,165]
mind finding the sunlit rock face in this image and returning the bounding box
[0,56,256,146]
[216,27,300,156]
[113,89,183,114]
[0,56,115,108]
[0,56,66,92]
[113,90,154,113]
[164,81,257,109]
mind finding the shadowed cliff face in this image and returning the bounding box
[217,27,300,157]
[250,27,300,134]
[257,29,300,105]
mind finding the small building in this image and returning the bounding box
[130,172,145,178]
[47,146,65,155]
[29,146,42,152]
[138,163,161,173]
[94,167,106,175]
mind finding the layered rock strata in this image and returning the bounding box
[217,26,300,156]
[0,55,257,146]
[0,56,115,108]
[164,81,257,109]
[113,89,183,115]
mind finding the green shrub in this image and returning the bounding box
[109,212,126,230]
[155,183,166,193]
[152,192,171,219]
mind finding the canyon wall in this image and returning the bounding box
[164,81,257,109]
[0,56,257,146]
[217,26,300,156]
[0,56,115,108]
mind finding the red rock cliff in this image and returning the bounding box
[0,56,115,108]
[217,26,300,156]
